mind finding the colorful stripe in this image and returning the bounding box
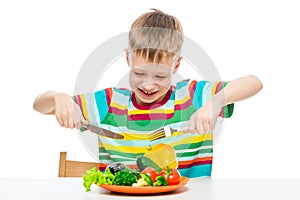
[128,108,174,115]
[211,81,234,118]
[174,98,192,110]
[178,164,212,178]
[72,80,233,178]
[128,113,174,121]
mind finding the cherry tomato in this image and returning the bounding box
[141,167,159,183]
[160,167,181,185]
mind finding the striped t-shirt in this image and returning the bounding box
[73,79,233,178]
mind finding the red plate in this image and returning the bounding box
[99,176,189,194]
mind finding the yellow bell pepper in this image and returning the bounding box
[144,143,178,169]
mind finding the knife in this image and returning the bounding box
[82,124,124,139]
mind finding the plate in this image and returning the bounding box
[99,176,189,194]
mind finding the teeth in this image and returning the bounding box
[144,91,155,94]
[139,88,157,95]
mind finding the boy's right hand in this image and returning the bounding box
[54,93,87,129]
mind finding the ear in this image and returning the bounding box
[125,49,130,67]
[173,56,183,74]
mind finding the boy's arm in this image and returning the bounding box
[33,91,62,114]
[187,75,263,134]
[217,75,263,107]
[33,91,87,128]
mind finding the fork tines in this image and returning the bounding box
[149,128,166,141]
[149,126,174,141]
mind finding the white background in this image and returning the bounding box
[1,0,299,179]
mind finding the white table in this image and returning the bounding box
[1,178,299,200]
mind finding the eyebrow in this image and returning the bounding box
[133,68,170,74]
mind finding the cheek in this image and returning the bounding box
[157,77,172,87]
[129,77,139,89]
[156,83,170,92]
[129,78,134,88]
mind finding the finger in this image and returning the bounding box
[74,118,82,129]
[56,114,64,127]
[195,120,204,134]
[68,115,75,129]
[73,112,82,129]
[210,116,217,130]
[184,129,196,134]
[183,129,191,133]
[202,119,210,133]
[61,114,70,128]
[188,115,197,134]
[80,115,88,125]
[72,107,84,129]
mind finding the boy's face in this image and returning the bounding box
[127,52,181,105]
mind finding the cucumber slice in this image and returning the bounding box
[136,156,161,173]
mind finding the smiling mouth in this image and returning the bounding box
[138,88,158,96]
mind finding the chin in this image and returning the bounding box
[135,88,167,105]
[136,94,161,105]
[138,97,158,105]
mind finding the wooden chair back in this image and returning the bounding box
[58,152,98,177]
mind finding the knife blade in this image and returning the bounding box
[82,124,124,139]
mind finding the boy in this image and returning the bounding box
[33,9,262,178]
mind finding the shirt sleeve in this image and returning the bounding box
[192,80,234,118]
[71,88,110,126]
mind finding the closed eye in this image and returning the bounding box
[156,75,167,79]
[135,72,145,76]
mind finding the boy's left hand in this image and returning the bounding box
[185,97,222,134]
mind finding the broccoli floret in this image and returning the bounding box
[113,169,139,186]
[153,175,168,186]
[132,174,153,187]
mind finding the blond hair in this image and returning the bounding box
[129,9,183,63]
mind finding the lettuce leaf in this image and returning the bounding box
[83,167,115,191]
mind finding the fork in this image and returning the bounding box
[148,126,178,141]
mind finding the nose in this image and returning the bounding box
[142,83,155,91]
